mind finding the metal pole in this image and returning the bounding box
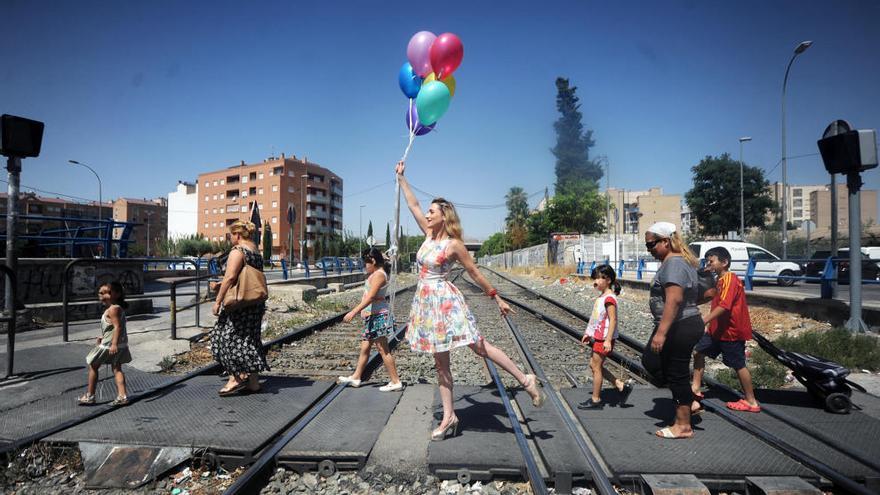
[300,174,308,263]
[739,137,751,239]
[845,173,868,332]
[68,160,102,221]
[5,158,20,313]
[830,175,838,298]
[781,41,812,259]
[5,158,21,375]
[359,205,364,255]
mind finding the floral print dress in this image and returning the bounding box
[406,237,481,353]
[211,246,270,375]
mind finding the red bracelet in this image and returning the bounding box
[487,289,498,298]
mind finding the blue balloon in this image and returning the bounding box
[398,62,422,99]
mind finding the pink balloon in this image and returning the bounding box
[429,33,464,80]
[407,31,436,77]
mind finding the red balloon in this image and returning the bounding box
[429,33,463,80]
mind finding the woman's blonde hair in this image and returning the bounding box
[668,231,698,267]
[229,220,256,240]
[432,197,463,241]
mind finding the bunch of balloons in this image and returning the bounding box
[398,31,464,137]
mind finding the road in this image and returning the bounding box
[748,280,880,307]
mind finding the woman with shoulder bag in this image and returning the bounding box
[211,220,269,396]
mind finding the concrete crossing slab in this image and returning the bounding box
[427,385,524,481]
[560,388,817,483]
[47,376,333,457]
[278,384,403,472]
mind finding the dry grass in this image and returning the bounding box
[509,264,582,282]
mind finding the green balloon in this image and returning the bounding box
[415,81,451,126]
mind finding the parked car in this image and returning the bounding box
[804,250,880,284]
[314,256,339,271]
[688,241,802,287]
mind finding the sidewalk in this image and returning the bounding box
[5,301,215,375]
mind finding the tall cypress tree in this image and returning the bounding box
[367,221,373,239]
[551,77,603,193]
[385,223,391,248]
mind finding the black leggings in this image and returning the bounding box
[646,315,704,406]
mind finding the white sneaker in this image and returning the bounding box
[336,376,361,387]
[379,382,403,392]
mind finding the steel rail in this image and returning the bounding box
[224,323,410,495]
[483,267,880,492]
[1,284,417,456]
[483,357,549,495]
[498,307,616,495]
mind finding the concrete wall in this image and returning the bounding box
[0,259,145,304]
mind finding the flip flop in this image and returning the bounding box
[219,382,247,397]
[727,399,761,413]
[655,427,693,439]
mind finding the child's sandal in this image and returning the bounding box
[77,394,96,405]
[110,396,129,407]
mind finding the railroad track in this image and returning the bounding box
[480,266,880,495]
[20,267,880,495]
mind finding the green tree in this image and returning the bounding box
[367,221,373,239]
[385,223,391,248]
[551,77,603,194]
[477,232,507,257]
[262,222,272,261]
[685,153,776,238]
[526,180,606,244]
[505,186,529,226]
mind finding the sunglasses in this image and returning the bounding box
[645,238,665,250]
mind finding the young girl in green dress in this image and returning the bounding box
[78,281,131,406]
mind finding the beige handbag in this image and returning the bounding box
[223,261,268,310]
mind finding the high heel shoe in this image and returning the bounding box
[523,374,546,408]
[431,416,460,441]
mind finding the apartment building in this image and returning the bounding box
[766,182,827,228]
[810,185,877,233]
[0,192,109,256]
[112,198,168,256]
[197,154,343,259]
[167,181,198,240]
[606,187,682,239]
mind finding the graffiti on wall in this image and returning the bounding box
[0,261,144,304]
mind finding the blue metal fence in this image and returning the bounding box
[576,256,879,299]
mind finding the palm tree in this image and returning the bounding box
[505,186,529,227]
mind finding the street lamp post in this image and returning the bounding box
[359,205,366,255]
[738,136,752,239]
[144,210,156,257]
[68,160,103,220]
[300,174,308,263]
[781,40,813,259]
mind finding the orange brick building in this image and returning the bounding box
[197,154,343,259]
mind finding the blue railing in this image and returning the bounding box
[576,256,879,300]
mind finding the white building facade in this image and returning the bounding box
[167,181,198,239]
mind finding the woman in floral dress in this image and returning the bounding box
[397,161,545,441]
[211,220,269,396]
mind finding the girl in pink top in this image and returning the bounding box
[578,265,634,409]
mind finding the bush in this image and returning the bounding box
[775,328,880,371]
[713,347,787,389]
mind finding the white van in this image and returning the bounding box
[688,241,802,286]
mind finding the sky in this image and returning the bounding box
[3,0,879,240]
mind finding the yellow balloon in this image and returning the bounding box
[423,72,456,97]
